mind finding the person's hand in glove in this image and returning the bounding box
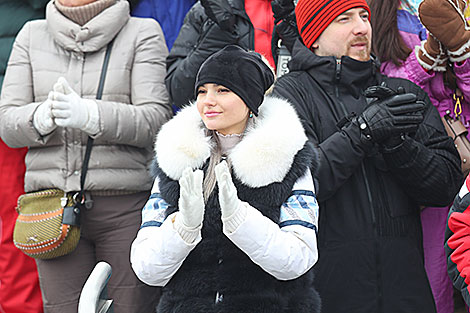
[174,167,205,243]
[357,85,425,146]
[416,32,447,71]
[215,160,247,233]
[271,0,299,54]
[201,0,236,33]
[33,93,57,136]
[419,0,470,62]
[50,77,100,135]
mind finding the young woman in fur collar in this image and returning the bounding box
[131,45,321,313]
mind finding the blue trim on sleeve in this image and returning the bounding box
[141,221,163,229]
[148,193,160,199]
[280,220,317,233]
[291,190,316,198]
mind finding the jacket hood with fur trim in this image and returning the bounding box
[155,96,308,188]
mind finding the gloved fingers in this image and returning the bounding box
[388,102,425,114]
[179,167,193,197]
[215,161,236,197]
[394,124,420,135]
[53,79,66,94]
[51,108,73,120]
[50,91,71,102]
[192,169,204,196]
[54,117,72,127]
[393,114,424,125]
[218,178,231,201]
[215,160,232,186]
[384,93,417,107]
[47,91,55,101]
[51,99,72,110]
[274,20,299,52]
[271,0,295,21]
[41,97,53,110]
[363,85,396,99]
[35,99,54,119]
[51,109,72,119]
[57,77,74,95]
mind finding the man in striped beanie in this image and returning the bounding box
[271,0,463,312]
[296,0,372,61]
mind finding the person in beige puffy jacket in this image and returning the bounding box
[0,0,172,312]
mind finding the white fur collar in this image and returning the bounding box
[155,96,308,188]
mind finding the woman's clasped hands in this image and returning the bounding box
[175,160,245,242]
[33,77,99,136]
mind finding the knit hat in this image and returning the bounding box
[194,45,274,116]
[296,0,371,49]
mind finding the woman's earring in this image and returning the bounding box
[249,111,253,118]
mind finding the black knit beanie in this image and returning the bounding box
[194,45,275,116]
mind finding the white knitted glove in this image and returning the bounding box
[33,94,57,136]
[215,161,244,220]
[174,168,205,243]
[51,77,100,135]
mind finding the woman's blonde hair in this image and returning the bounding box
[202,117,256,201]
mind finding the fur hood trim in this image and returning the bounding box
[155,96,308,188]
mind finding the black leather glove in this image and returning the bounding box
[271,0,299,54]
[271,0,295,22]
[358,86,425,144]
[201,0,236,33]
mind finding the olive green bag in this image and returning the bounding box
[13,190,80,259]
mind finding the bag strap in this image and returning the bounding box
[78,39,114,201]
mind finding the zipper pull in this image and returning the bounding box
[335,59,341,81]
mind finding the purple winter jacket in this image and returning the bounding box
[381,12,470,136]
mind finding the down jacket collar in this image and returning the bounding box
[46,0,129,52]
[288,40,378,99]
[155,96,308,188]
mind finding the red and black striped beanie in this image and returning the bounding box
[295,0,371,49]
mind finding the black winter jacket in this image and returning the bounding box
[165,0,255,108]
[272,41,463,313]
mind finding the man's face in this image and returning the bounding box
[312,8,372,62]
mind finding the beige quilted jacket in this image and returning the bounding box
[0,0,172,192]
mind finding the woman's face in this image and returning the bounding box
[57,0,97,7]
[196,83,250,135]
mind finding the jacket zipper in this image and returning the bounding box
[334,58,383,312]
[334,59,375,222]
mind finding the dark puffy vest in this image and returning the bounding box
[153,143,321,313]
